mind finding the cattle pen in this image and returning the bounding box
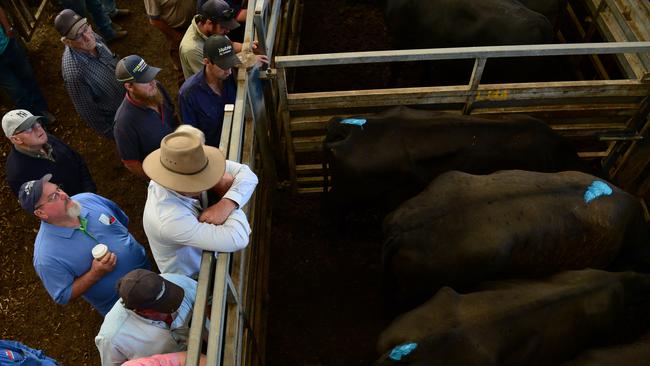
[3,0,650,364]
[182,0,650,364]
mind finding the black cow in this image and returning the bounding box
[382,0,558,84]
[376,269,650,365]
[384,0,553,49]
[325,106,588,215]
[383,170,650,304]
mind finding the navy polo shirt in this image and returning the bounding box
[113,82,178,162]
[179,68,237,148]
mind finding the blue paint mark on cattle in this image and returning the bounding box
[340,118,367,128]
[584,181,613,203]
[389,342,418,361]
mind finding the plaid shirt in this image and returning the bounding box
[61,34,124,139]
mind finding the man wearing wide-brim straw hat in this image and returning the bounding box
[142,127,258,277]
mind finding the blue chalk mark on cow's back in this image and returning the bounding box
[389,342,418,361]
[340,118,367,128]
[584,180,612,203]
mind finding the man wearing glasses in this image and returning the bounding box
[179,0,246,79]
[18,174,151,316]
[2,109,96,197]
[54,9,124,139]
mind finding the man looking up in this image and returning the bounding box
[55,9,124,139]
[3,109,96,196]
[19,174,150,315]
[113,54,178,179]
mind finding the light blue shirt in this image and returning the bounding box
[95,274,197,366]
[33,193,150,315]
[143,160,258,277]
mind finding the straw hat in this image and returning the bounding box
[143,131,226,192]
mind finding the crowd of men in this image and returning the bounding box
[1,1,263,365]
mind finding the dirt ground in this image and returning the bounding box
[0,1,178,364]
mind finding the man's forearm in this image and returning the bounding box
[70,269,102,300]
[122,160,149,180]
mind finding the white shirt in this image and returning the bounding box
[143,160,258,276]
[95,274,197,366]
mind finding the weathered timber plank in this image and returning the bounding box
[285,80,649,110]
[296,164,325,175]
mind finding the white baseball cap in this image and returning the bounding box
[2,109,43,137]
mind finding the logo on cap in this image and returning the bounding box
[133,59,148,74]
[218,45,232,56]
[22,181,35,196]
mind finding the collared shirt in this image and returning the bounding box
[15,142,54,161]
[61,34,123,139]
[144,0,194,29]
[5,133,96,196]
[33,193,150,315]
[113,81,177,162]
[143,160,259,277]
[179,67,237,147]
[179,16,208,79]
[95,274,197,366]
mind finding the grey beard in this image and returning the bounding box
[66,200,82,218]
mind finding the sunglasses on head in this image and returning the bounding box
[71,24,91,40]
[211,8,235,22]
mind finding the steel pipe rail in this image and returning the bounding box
[275,42,650,68]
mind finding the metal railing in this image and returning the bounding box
[185,0,281,365]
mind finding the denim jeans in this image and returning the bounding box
[58,0,116,39]
[101,0,116,17]
[0,38,48,115]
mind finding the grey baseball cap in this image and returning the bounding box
[54,9,88,39]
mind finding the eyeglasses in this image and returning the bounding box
[71,24,92,40]
[34,185,63,210]
[15,121,42,135]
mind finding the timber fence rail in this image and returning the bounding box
[273,42,650,195]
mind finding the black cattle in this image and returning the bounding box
[324,106,588,215]
[561,331,650,366]
[376,269,650,365]
[384,0,553,49]
[383,170,650,304]
[382,0,559,84]
[517,0,568,28]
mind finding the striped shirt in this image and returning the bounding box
[61,34,124,139]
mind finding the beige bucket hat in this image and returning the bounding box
[143,131,226,193]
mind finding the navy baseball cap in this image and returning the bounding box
[204,35,242,69]
[115,55,161,83]
[200,0,240,30]
[19,174,52,213]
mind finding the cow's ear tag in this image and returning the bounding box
[389,342,417,361]
[340,118,366,128]
[584,180,612,203]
